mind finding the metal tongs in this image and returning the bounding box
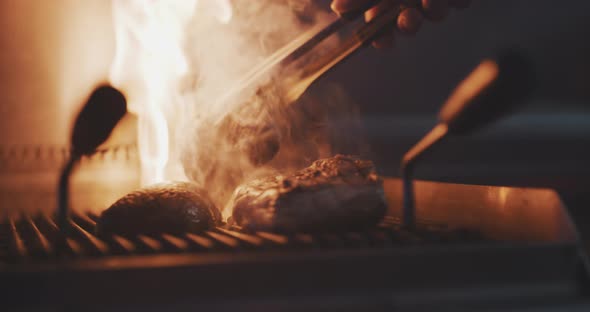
[278,0,403,101]
[215,0,402,115]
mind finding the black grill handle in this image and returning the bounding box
[438,50,535,135]
[57,85,127,253]
[401,50,535,229]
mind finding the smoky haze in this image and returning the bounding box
[178,1,367,213]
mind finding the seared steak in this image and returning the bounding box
[228,155,387,232]
[96,182,221,238]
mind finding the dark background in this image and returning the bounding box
[331,0,590,114]
[319,0,590,190]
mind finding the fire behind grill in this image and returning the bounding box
[0,210,483,263]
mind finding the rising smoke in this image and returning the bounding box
[111,0,368,215]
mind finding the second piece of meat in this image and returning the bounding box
[96,182,222,238]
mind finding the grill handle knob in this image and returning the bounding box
[71,85,127,156]
[438,50,535,135]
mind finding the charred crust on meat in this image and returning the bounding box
[228,155,387,233]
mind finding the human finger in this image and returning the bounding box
[397,7,423,35]
[331,0,377,15]
[364,0,397,49]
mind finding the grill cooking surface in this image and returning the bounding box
[0,211,482,263]
[0,176,585,311]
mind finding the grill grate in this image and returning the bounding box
[0,212,483,263]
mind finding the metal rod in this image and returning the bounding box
[400,124,448,229]
[276,0,383,69]
[56,155,78,254]
[281,5,403,103]
[279,18,348,68]
[401,164,416,230]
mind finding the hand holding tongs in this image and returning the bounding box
[216,0,404,114]
[277,0,404,102]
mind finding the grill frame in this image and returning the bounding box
[1,179,588,310]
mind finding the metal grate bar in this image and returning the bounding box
[66,238,83,255]
[68,219,109,256]
[8,217,28,259]
[21,215,52,257]
[35,214,60,245]
[35,214,78,256]
[71,212,98,234]
[256,232,289,245]
[135,235,163,253]
[206,231,239,248]
[185,233,215,249]
[161,234,189,252]
[108,235,136,254]
[216,228,264,246]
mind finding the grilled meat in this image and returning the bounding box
[96,182,221,238]
[228,155,387,232]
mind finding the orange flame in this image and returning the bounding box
[108,0,232,186]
